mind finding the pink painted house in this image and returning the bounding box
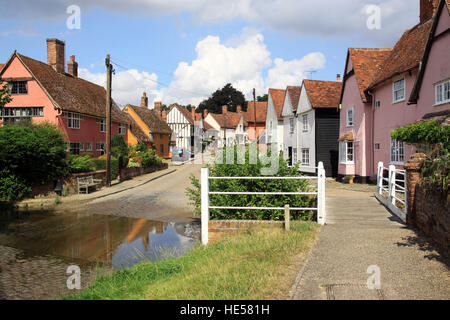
[339,0,449,182]
[0,38,130,157]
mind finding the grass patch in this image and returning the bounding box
[66,221,320,300]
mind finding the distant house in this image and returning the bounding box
[165,104,200,152]
[0,38,130,157]
[281,86,301,166]
[123,96,172,159]
[204,106,247,148]
[265,88,286,155]
[244,101,268,145]
[297,79,342,177]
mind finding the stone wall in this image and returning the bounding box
[208,220,284,243]
[405,153,449,254]
[63,170,107,194]
[119,163,168,181]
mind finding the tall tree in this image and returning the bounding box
[0,80,12,111]
[198,83,246,114]
[257,94,268,102]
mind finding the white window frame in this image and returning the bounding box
[79,142,84,152]
[393,78,405,103]
[374,143,380,151]
[67,112,81,129]
[292,148,298,164]
[390,138,404,165]
[289,118,295,134]
[118,123,126,135]
[375,101,381,109]
[98,119,106,133]
[346,107,354,127]
[435,79,450,105]
[86,142,93,152]
[301,148,310,166]
[302,114,308,132]
[339,141,354,164]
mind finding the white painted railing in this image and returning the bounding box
[375,162,407,223]
[201,162,326,245]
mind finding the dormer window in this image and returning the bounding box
[9,81,28,95]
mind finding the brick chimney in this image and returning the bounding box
[141,92,149,108]
[203,109,208,118]
[154,101,162,113]
[162,110,167,122]
[222,105,228,114]
[420,0,439,23]
[47,38,65,73]
[336,74,341,82]
[237,105,242,113]
[67,55,78,77]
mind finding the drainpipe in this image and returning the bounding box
[367,90,375,177]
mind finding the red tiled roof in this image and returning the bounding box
[210,112,243,129]
[287,86,301,111]
[15,53,129,124]
[368,19,433,90]
[127,104,172,134]
[269,88,286,119]
[244,101,268,123]
[347,48,392,103]
[0,64,4,72]
[338,132,354,142]
[303,80,342,108]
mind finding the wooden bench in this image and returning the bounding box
[77,176,103,194]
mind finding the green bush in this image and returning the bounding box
[0,123,68,202]
[186,146,315,221]
[0,170,32,202]
[141,149,163,169]
[135,142,147,153]
[111,134,130,169]
[92,157,120,180]
[68,154,95,173]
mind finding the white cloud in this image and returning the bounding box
[1,0,420,46]
[79,68,160,108]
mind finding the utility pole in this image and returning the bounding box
[253,88,257,142]
[105,54,113,187]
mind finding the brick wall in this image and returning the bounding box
[405,153,449,254]
[208,220,284,243]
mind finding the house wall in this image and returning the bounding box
[316,109,340,177]
[416,9,450,112]
[265,93,283,154]
[297,88,316,173]
[151,133,171,159]
[339,73,370,178]
[282,92,297,161]
[166,107,192,151]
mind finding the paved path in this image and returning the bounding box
[292,183,450,300]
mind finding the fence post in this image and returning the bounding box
[201,167,210,245]
[284,204,290,231]
[389,165,396,206]
[317,162,326,225]
[377,162,383,195]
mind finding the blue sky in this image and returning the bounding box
[0,0,420,107]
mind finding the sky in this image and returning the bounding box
[0,0,421,108]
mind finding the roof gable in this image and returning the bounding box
[244,101,268,123]
[127,104,172,134]
[287,86,301,111]
[268,88,286,119]
[303,79,342,108]
[209,112,243,129]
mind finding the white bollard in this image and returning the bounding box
[377,162,383,195]
[389,165,396,206]
[201,167,210,245]
[317,162,326,225]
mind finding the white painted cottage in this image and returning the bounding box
[264,89,286,155]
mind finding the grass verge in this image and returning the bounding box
[66,221,320,300]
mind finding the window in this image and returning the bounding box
[9,81,28,95]
[435,80,450,105]
[346,107,354,126]
[301,148,310,166]
[160,144,164,154]
[390,138,404,164]
[393,78,405,103]
[302,115,308,132]
[292,148,298,164]
[374,143,380,150]
[69,142,81,155]
[339,141,354,164]
[375,101,381,109]
[96,142,105,156]
[289,118,295,133]
[86,142,92,152]
[1,107,43,123]
[80,142,84,152]
[98,120,106,133]
[118,123,126,135]
[65,112,81,129]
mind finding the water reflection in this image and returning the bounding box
[0,210,199,269]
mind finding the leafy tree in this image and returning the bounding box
[186,145,315,220]
[0,80,12,114]
[198,83,246,114]
[0,123,68,201]
[111,134,130,169]
[257,94,268,102]
[135,142,147,153]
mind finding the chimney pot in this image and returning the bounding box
[141,93,149,108]
[67,55,78,77]
[162,110,167,122]
[47,38,65,73]
[154,101,162,112]
[336,74,341,82]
